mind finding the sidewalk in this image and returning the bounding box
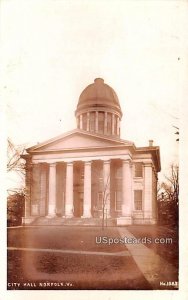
[118,227,178,289]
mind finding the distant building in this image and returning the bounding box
[22,78,161,225]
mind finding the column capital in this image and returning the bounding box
[84,161,92,165]
[25,156,32,164]
[26,162,34,168]
[144,162,153,168]
[122,159,132,165]
[49,162,57,167]
[66,161,73,166]
[103,159,111,164]
[40,162,48,166]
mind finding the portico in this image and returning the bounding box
[25,156,133,220]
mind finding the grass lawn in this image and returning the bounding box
[8,226,151,290]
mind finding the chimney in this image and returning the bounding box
[149,140,154,147]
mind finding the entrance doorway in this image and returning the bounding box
[74,192,83,217]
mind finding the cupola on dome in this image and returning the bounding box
[75,78,123,137]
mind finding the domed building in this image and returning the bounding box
[75,78,122,137]
[22,78,161,225]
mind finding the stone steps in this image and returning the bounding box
[31,217,117,226]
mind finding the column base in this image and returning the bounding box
[104,211,111,218]
[99,214,111,219]
[22,217,36,225]
[64,214,73,218]
[117,216,132,225]
[46,214,56,219]
[81,215,91,219]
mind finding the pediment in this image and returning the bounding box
[27,130,129,153]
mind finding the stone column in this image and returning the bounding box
[31,163,40,216]
[153,169,158,222]
[119,160,132,224]
[86,112,90,131]
[112,114,115,135]
[104,112,108,134]
[95,111,98,132]
[47,163,56,217]
[103,160,111,217]
[80,115,83,130]
[65,162,74,217]
[40,163,47,216]
[144,163,153,221]
[117,117,120,135]
[24,159,32,217]
[82,161,92,218]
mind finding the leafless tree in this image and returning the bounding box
[160,164,179,204]
[92,165,110,229]
[7,138,26,194]
[158,164,179,225]
[7,139,27,224]
[101,173,110,230]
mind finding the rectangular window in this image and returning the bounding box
[134,190,143,210]
[115,191,121,211]
[135,163,143,177]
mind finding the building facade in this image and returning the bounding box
[22,78,161,225]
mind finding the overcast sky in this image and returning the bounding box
[2,0,188,188]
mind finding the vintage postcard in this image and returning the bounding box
[2,0,188,299]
